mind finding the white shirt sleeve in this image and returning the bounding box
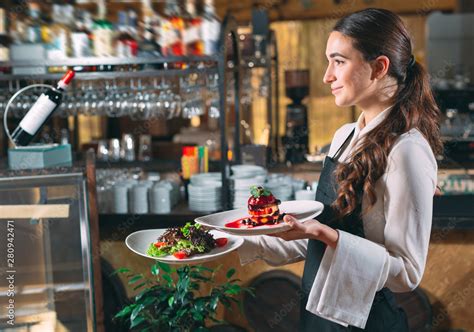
[237,235,308,266]
[382,138,437,291]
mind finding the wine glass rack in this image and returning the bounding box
[0,14,242,210]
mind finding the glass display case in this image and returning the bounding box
[0,170,97,331]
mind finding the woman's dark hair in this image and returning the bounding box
[331,8,443,218]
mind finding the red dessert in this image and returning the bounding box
[247,186,281,225]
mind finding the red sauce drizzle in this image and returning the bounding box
[224,217,282,229]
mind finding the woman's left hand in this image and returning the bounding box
[268,214,339,248]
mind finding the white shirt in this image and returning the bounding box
[237,108,438,328]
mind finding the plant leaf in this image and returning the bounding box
[140,296,156,307]
[158,262,171,273]
[114,305,133,319]
[110,267,131,276]
[128,274,143,285]
[194,327,209,332]
[168,295,174,307]
[133,282,147,291]
[210,297,219,311]
[224,284,241,295]
[162,274,173,285]
[151,263,160,276]
[176,308,187,318]
[130,304,144,322]
[226,268,236,279]
[135,288,151,302]
[193,312,204,322]
[130,314,145,329]
[244,287,256,297]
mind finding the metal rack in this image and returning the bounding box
[0,14,242,210]
[240,29,280,164]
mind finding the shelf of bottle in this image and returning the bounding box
[0,55,222,68]
[0,67,219,81]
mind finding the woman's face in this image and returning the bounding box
[323,31,376,107]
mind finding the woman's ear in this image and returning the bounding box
[371,55,390,80]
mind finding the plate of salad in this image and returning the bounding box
[125,223,244,264]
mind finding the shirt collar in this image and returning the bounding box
[355,105,393,137]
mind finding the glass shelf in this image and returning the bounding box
[0,55,221,68]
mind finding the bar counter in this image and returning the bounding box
[0,160,472,241]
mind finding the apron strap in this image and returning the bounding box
[332,128,355,161]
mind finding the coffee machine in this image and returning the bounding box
[283,70,310,164]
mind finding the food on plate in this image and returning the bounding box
[247,186,282,225]
[146,222,228,259]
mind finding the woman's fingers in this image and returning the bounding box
[283,214,305,231]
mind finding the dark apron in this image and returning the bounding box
[300,129,409,331]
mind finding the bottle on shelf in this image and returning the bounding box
[201,0,221,55]
[128,9,139,41]
[47,4,71,60]
[161,0,184,57]
[116,10,138,58]
[92,0,114,57]
[182,0,203,56]
[11,71,75,147]
[25,2,47,44]
[71,9,93,58]
[138,1,161,58]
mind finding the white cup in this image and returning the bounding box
[129,185,149,214]
[112,184,128,214]
[295,189,316,201]
[150,186,171,214]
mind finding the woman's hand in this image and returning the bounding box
[268,215,340,248]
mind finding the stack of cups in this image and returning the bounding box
[129,181,153,214]
[111,180,137,214]
[150,183,172,214]
[112,183,128,214]
[157,180,180,206]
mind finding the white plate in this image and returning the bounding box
[195,200,324,236]
[125,229,243,264]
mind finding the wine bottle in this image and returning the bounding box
[11,70,75,146]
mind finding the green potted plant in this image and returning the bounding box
[113,261,253,331]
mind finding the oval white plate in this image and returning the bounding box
[195,200,324,236]
[125,229,244,264]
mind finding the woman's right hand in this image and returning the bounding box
[268,215,340,248]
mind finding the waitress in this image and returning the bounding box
[238,8,441,331]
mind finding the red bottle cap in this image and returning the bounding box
[61,70,75,85]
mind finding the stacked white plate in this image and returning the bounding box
[265,174,294,201]
[188,173,223,212]
[230,165,268,208]
[231,165,267,178]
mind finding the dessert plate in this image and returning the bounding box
[195,200,324,236]
[125,229,244,264]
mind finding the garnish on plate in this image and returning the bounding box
[146,222,228,259]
